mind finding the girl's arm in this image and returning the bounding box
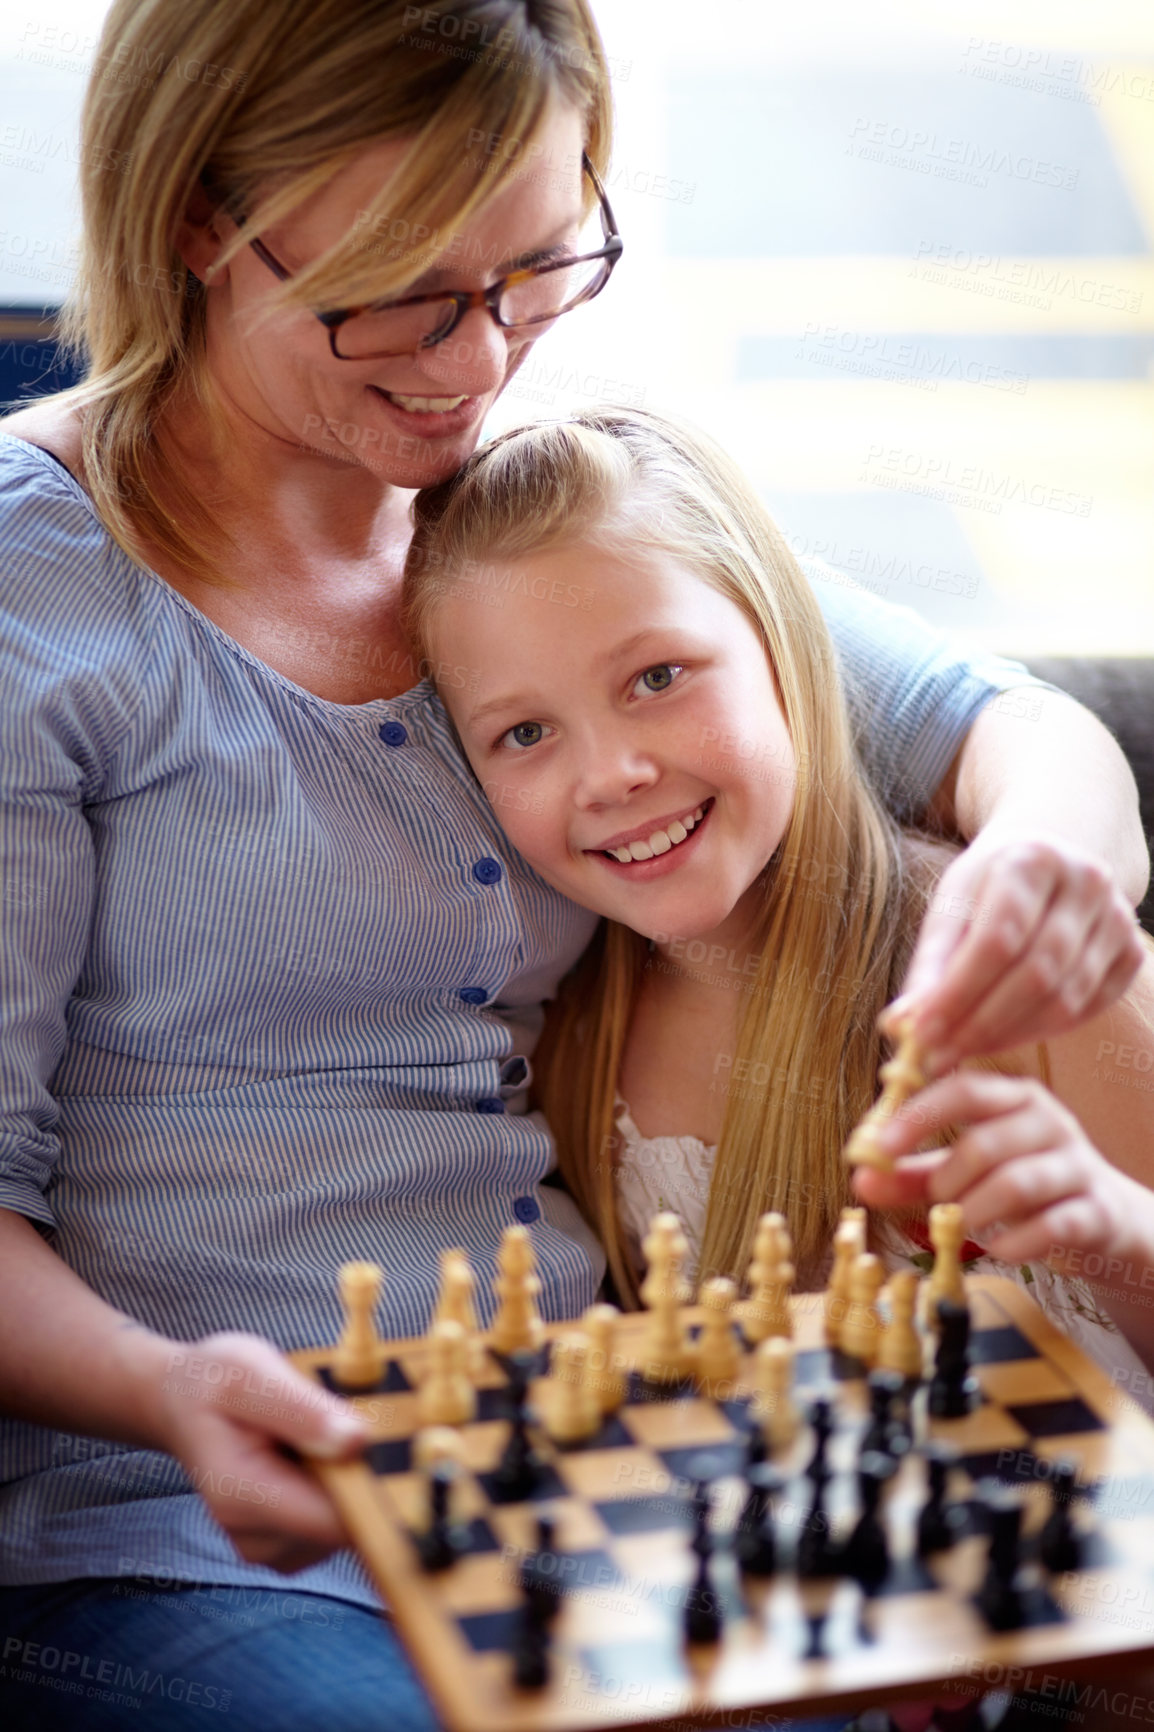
[855,955,1154,1370]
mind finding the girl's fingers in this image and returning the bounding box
[874,1070,1038,1162]
[981,1193,1118,1269]
[923,1099,1066,1206]
[852,1149,950,1210]
[949,1150,1084,1242]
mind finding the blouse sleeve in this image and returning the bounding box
[0,455,152,1225]
[814,575,1045,824]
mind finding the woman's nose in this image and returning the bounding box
[414,305,510,396]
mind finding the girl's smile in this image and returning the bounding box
[430,540,797,953]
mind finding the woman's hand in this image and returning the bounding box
[852,1070,1151,1272]
[882,832,1144,1075]
[150,1330,369,1573]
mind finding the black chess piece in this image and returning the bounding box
[861,1369,912,1464]
[734,1461,782,1578]
[1038,1457,1084,1575]
[491,1351,546,1503]
[975,1483,1027,1632]
[843,1449,895,1598]
[916,1441,966,1557]
[683,1479,723,1644]
[928,1299,980,1418]
[796,1464,838,1579]
[512,1515,561,1688]
[806,1394,835,1481]
[415,1462,462,1572]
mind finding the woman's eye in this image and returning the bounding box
[500,721,547,751]
[634,663,683,697]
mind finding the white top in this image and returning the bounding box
[613,1095,1154,1412]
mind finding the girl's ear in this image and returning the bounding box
[174,179,230,285]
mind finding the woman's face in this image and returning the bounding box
[428,538,797,953]
[187,100,587,491]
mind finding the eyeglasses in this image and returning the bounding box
[244,153,622,361]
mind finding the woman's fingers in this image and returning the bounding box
[887,838,1142,1070]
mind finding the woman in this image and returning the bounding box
[0,2,1144,1727]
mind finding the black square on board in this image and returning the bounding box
[595,1493,696,1535]
[1005,1397,1106,1439]
[476,1461,569,1504]
[365,1437,411,1475]
[317,1357,411,1396]
[968,1325,1038,1366]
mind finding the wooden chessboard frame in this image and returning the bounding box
[291,1277,1154,1732]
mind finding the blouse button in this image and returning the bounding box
[472,857,503,886]
[513,1195,540,1225]
[460,987,488,1005]
[379,721,408,746]
[476,1097,506,1115]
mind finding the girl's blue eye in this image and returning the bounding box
[501,721,546,750]
[635,663,683,696]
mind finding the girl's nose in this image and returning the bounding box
[573,739,660,810]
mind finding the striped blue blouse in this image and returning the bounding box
[0,434,1033,1606]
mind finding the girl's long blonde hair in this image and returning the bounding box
[45,0,611,578]
[406,406,919,1303]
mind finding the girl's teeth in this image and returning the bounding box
[385,392,467,413]
[605,803,708,865]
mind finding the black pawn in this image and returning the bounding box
[512,1515,559,1689]
[492,1351,545,1503]
[916,1441,965,1557]
[861,1369,912,1464]
[796,1465,838,1579]
[1039,1458,1083,1575]
[683,1479,723,1644]
[975,1484,1027,1632]
[928,1299,980,1418]
[415,1463,460,1572]
[806,1395,835,1481]
[734,1462,781,1578]
[843,1449,895,1597]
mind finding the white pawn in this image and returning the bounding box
[417,1320,476,1428]
[925,1202,967,1329]
[824,1217,864,1348]
[333,1260,384,1390]
[696,1277,740,1389]
[753,1336,801,1455]
[736,1213,794,1344]
[878,1269,923,1381]
[840,1252,886,1368]
[582,1303,626,1415]
[435,1249,485,1379]
[544,1332,601,1444]
[640,1212,692,1381]
[489,1225,545,1356]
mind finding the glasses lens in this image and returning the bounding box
[500,254,611,328]
[332,296,458,360]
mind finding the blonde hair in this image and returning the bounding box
[44,0,611,578]
[405,406,914,1302]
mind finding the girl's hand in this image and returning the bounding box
[150,1331,369,1573]
[881,833,1144,1076]
[852,1070,1151,1272]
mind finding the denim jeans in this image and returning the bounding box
[0,1580,852,1731]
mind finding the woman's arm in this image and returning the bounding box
[0,1207,367,1571]
[892,689,1147,1067]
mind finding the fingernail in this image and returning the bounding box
[300,1420,366,1460]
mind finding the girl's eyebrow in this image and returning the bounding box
[463,632,674,732]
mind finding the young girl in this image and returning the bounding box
[402,406,1154,1388]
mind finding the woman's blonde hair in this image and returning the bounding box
[48,0,611,578]
[405,406,916,1303]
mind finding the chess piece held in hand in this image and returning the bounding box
[844,1016,924,1172]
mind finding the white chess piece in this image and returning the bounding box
[333,1260,384,1389]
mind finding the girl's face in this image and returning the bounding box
[430,539,797,952]
[183,99,587,492]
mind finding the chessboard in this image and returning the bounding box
[290,1267,1154,1732]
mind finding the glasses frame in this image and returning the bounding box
[244,152,622,361]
